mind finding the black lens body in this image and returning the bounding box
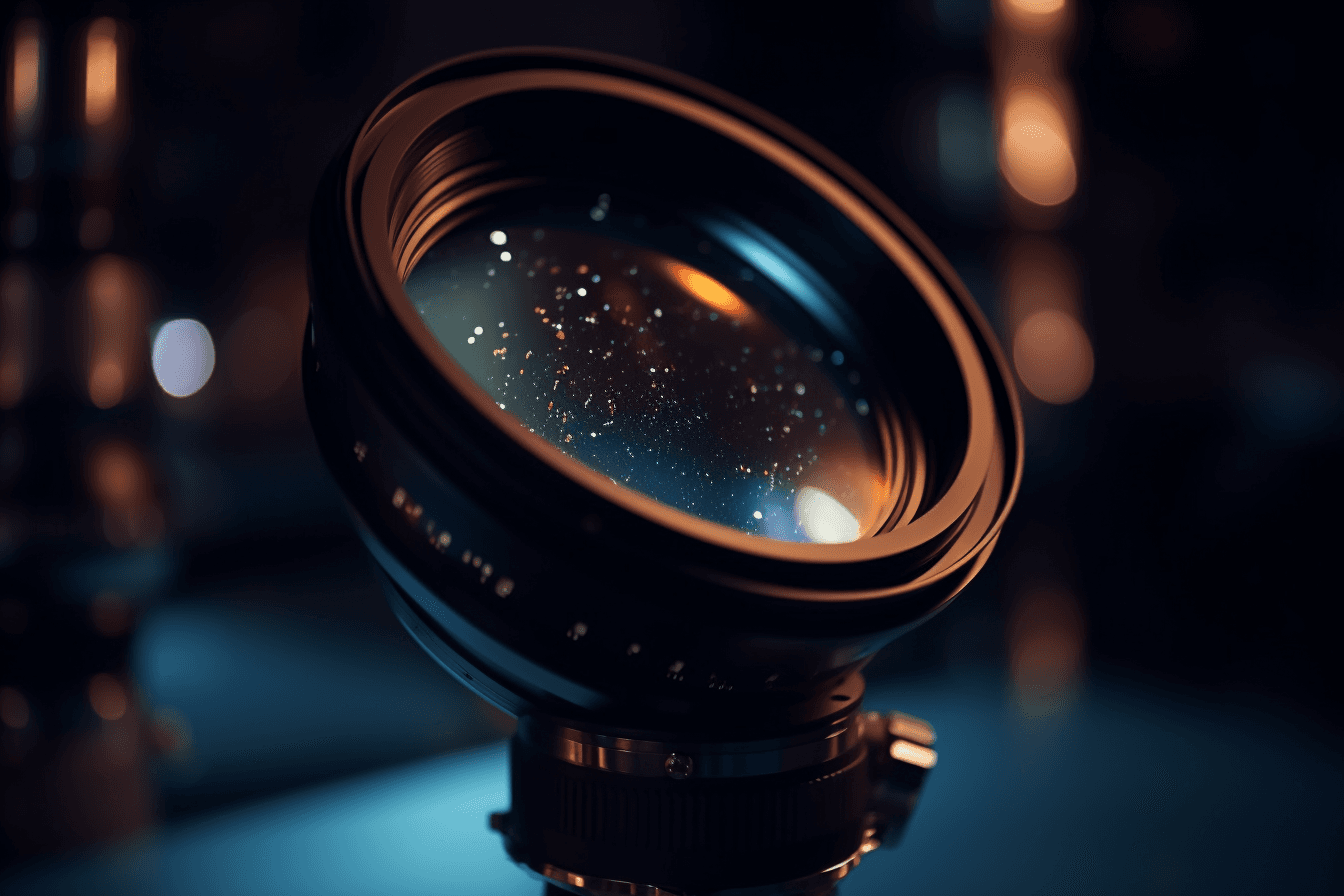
[304,48,1021,893]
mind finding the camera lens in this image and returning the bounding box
[306,47,1023,894]
[404,224,887,543]
[304,48,1022,725]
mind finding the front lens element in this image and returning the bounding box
[405,225,887,543]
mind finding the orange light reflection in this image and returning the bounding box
[667,263,749,317]
[890,740,938,769]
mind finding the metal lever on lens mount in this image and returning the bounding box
[858,710,938,854]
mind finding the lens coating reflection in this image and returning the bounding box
[405,227,886,543]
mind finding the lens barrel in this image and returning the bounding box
[303,48,1022,730]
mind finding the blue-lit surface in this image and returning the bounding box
[0,745,527,896]
[4,676,1340,895]
[132,599,501,802]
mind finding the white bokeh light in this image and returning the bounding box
[794,486,861,544]
[152,318,215,398]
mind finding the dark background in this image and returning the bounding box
[2,0,1340,884]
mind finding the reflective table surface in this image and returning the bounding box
[4,675,1340,896]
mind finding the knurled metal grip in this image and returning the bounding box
[491,704,937,895]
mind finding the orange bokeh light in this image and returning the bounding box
[84,18,118,128]
[9,19,41,136]
[87,440,147,507]
[999,86,1077,207]
[84,254,147,409]
[1008,583,1086,715]
[88,673,127,721]
[1012,308,1093,404]
[997,0,1069,33]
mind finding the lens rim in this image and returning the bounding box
[341,56,1020,587]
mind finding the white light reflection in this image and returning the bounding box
[794,486,861,544]
[152,318,215,398]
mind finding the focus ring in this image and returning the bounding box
[506,728,870,890]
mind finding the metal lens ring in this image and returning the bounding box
[304,49,1022,723]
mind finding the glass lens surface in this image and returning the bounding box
[404,226,887,543]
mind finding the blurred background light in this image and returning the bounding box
[8,18,42,139]
[152,318,216,398]
[1007,583,1085,715]
[88,673,128,722]
[83,18,118,129]
[1012,308,1093,404]
[85,255,148,409]
[998,85,1077,207]
[997,0,1068,33]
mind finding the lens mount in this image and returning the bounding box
[304,48,1022,727]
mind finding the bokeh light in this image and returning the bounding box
[88,673,128,722]
[9,19,42,138]
[1008,583,1086,715]
[152,318,216,398]
[1012,308,1093,404]
[85,254,147,409]
[84,18,118,128]
[999,86,1077,207]
[997,0,1069,32]
[86,439,163,547]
